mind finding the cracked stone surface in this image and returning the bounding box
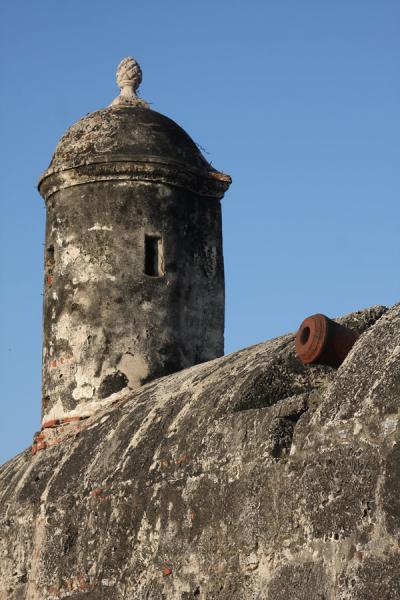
[38,102,231,424]
[0,304,399,599]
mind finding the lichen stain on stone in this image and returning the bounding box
[2,299,399,599]
[38,103,229,430]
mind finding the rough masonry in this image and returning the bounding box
[0,304,399,599]
[38,57,231,425]
[0,57,399,599]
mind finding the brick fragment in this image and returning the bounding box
[63,416,82,424]
[42,419,60,429]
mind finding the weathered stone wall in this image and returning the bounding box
[42,180,223,424]
[0,304,399,599]
[38,105,230,425]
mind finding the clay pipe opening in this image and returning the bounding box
[295,314,360,368]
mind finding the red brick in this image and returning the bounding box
[42,419,60,429]
[62,416,81,424]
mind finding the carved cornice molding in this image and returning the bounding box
[38,155,231,201]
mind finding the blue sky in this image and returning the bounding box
[1,0,399,464]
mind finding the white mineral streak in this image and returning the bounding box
[72,366,95,400]
[3,305,398,598]
[118,359,217,472]
[43,397,65,422]
[118,353,149,390]
[383,414,399,435]
[118,339,282,478]
[87,223,113,231]
[25,441,80,600]
[43,318,123,421]
[42,388,129,425]
[365,342,400,401]
[58,243,115,284]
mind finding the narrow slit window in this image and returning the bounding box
[144,235,164,277]
[46,245,55,267]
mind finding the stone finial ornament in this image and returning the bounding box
[111,56,149,108]
[38,53,231,427]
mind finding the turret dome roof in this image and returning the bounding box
[39,56,231,201]
[46,105,214,174]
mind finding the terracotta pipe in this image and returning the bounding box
[295,313,359,368]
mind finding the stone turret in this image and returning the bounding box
[38,57,231,425]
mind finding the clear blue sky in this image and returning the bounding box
[1,0,399,465]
